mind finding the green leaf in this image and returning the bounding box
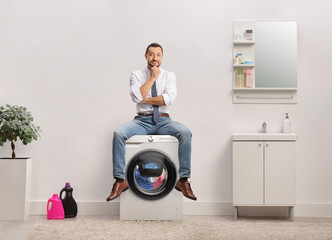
[0,105,41,150]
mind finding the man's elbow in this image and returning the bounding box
[130,92,144,103]
[162,94,176,106]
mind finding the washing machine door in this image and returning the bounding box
[126,150,177,200]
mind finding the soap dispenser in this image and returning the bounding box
[283,113,291,133]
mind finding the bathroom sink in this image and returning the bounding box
[233,133,297,141]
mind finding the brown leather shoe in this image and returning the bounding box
[175,180,197,201]
[106,180,129,202]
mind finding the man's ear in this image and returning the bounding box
[144,54,147,60]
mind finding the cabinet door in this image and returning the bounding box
[264,141,296,205]
[233,141,264,205]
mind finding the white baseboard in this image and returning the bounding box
[294,203,332,218]
[183,201,234,216]
[30,201,332,218]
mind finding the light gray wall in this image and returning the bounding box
[1,0,331,206]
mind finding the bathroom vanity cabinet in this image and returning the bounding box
[232,133,296,220]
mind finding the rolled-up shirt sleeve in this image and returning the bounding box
[162,72,177,106]
[129,73,143,103]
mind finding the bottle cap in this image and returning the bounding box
[65,183,71,188]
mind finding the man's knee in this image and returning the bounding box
[178,127,192,141]
[113,129,127,140]
[184,128,192,138]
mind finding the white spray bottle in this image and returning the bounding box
[283,113,291,133]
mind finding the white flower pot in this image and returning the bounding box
[0,158,32,220]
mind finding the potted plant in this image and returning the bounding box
[0,104,41,220]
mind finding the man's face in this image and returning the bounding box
[145,47,163,69]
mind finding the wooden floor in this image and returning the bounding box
[1,215,332,240]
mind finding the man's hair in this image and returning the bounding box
[145,43,163,55]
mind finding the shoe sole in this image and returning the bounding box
[106,186,129,202]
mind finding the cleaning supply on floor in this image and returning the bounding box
[47,194,64,220]
[60,183,78,218]
[283,113,291,133]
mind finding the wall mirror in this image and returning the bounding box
[232,21,298,104]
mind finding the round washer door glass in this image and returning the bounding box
[126,150,177,200]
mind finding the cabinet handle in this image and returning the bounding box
[258,144,262,147]
[266,143,269,147]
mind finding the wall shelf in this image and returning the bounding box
[233,88,297,103]
[233,64,255,68]
[233,40,255,44]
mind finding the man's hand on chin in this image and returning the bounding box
[150,66,160,80]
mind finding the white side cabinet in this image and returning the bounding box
[232,134,296,220]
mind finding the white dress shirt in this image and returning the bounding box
[129,67,177,114]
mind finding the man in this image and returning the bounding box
[106,43,196,201]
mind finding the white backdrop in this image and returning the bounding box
[1,0,332,214]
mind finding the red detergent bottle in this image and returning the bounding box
[60,183,78,218]
[47,194,64,220]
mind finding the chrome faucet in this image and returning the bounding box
[262,122,267,133]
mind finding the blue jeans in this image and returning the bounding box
[112,116,192,179]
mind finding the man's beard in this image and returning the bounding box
[148,62,160,68]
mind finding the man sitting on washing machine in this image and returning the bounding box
[106,43,197,201]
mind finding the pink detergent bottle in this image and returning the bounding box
[47,194,64,220]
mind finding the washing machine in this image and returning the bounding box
[120,135,183,220]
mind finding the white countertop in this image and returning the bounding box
[233,133,297,141]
